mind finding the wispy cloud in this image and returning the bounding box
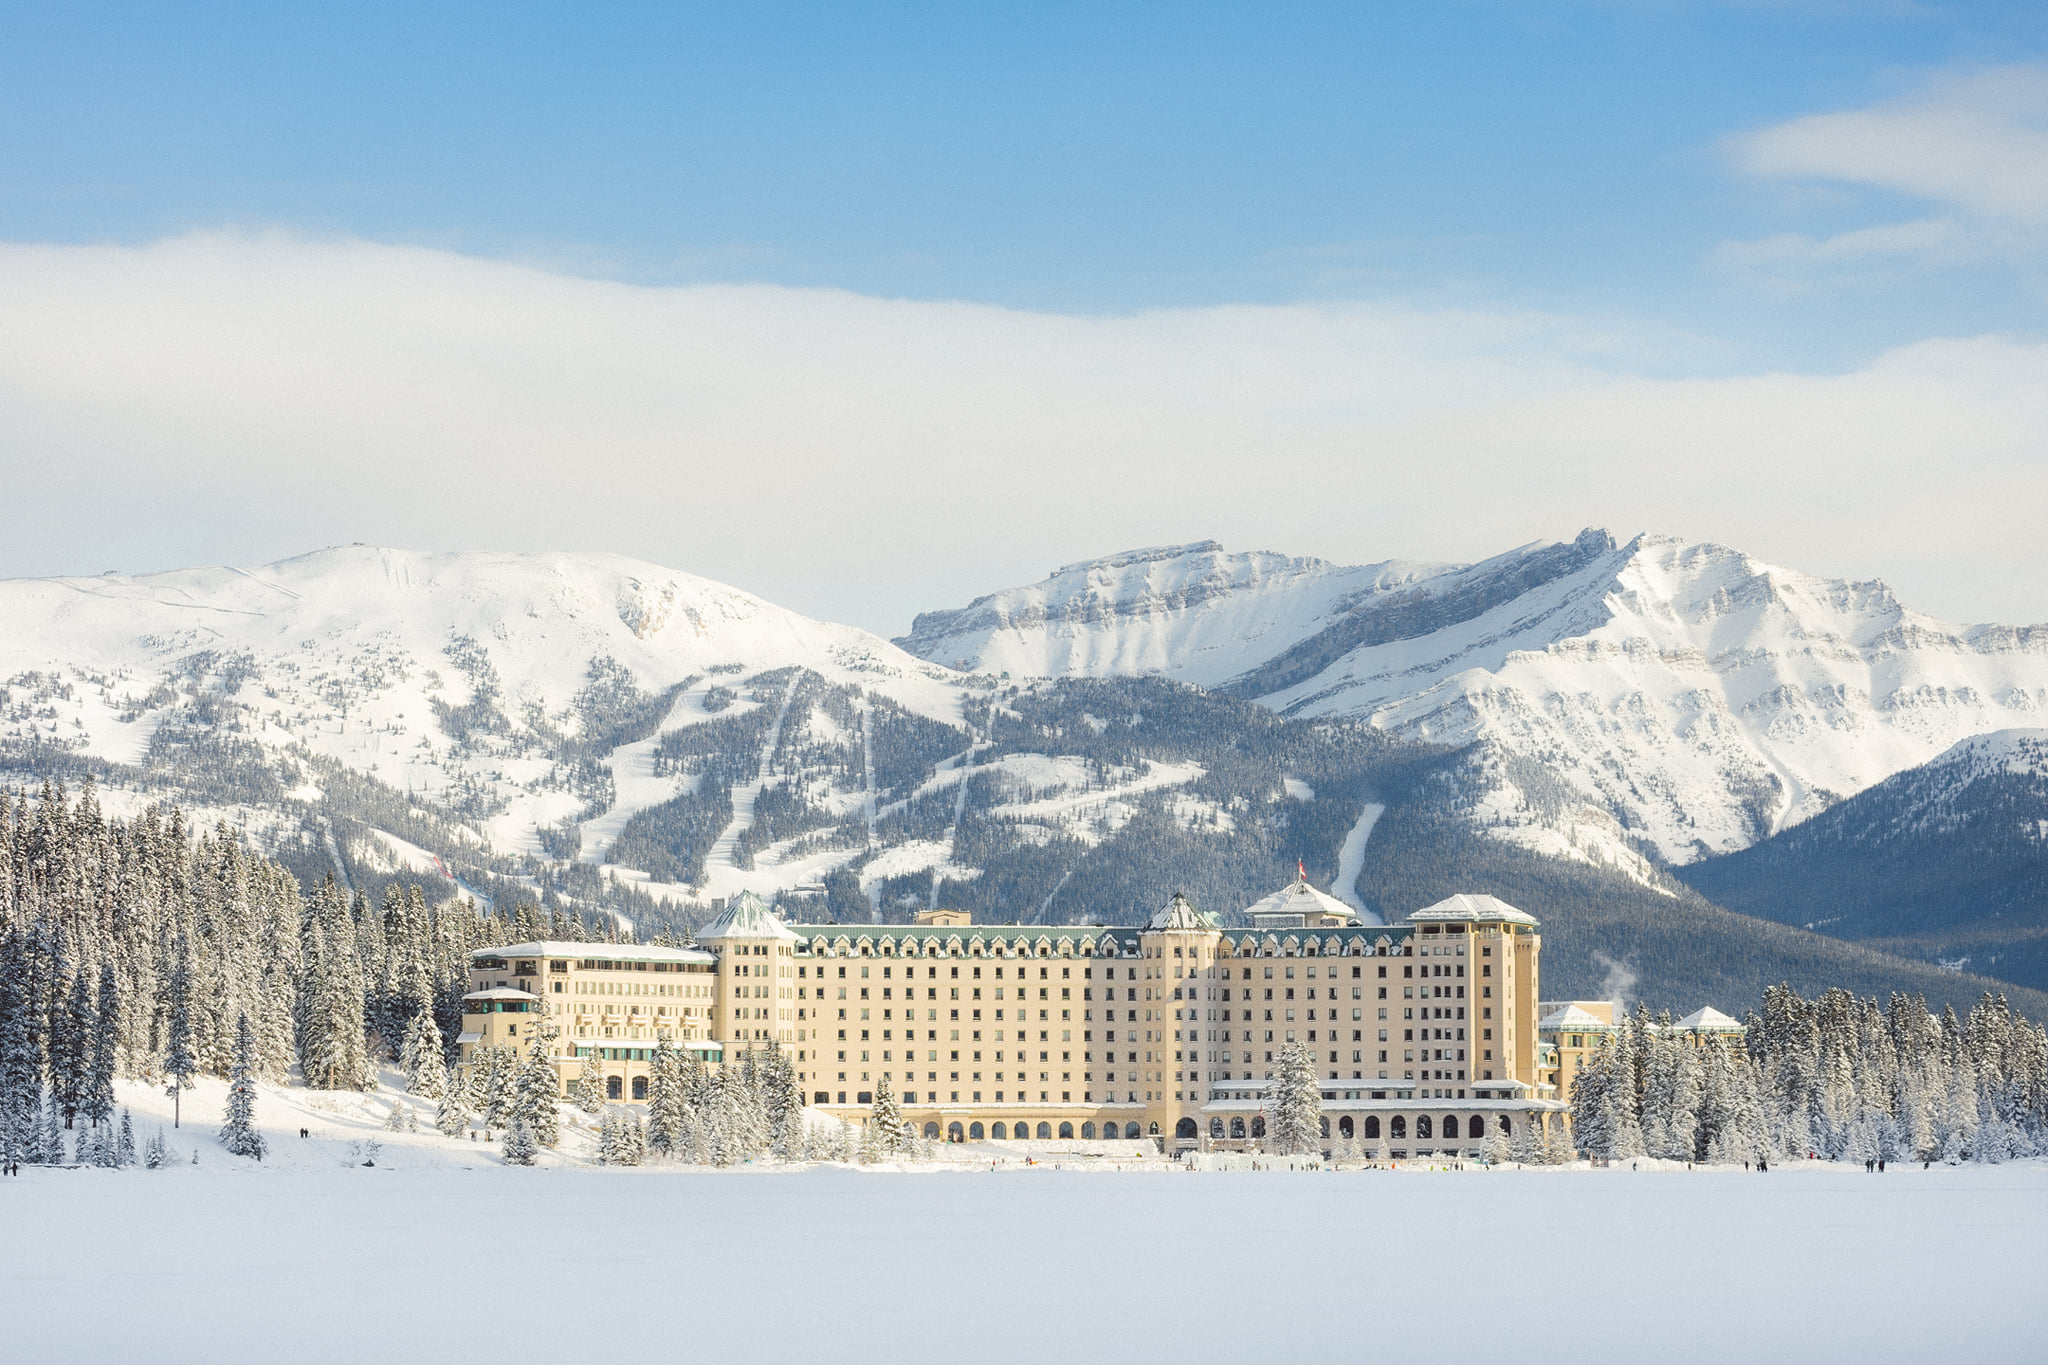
[0,233,2044,631]
[1720,64,2048,287]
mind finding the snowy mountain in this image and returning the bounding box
[0,547,970,903]
[1680,729,2048,991]
[899,532,2048,867]
[4,542,2043,1013]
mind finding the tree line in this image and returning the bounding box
[1570,986,2048,1164]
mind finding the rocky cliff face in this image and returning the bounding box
[901,531,2048,864]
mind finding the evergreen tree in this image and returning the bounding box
[401,1008,447,1098]
[51,970,91,1129]
[435,1085,471,1139]
[501,1117,538,1166]
[219,1012,267,1160]
[115,1108,136,1167]
[162,935,198,1128]
[514,1034,561,1148]
[0,937,39,1168]
[82,963,119,1133]
[644,1042,686,1158]
[1265,1042,1322,1156]
[573,1047,607,1115]
[144,1126,168,1169]
[868,1072,908,1156]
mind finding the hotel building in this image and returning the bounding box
[460,875,1580,1158]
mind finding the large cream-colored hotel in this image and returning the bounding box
[457,872,1689,1157]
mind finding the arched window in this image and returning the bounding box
[991,1122,1008,1140]
[969,1122,985,1140]
[1339,1116,1354,1139]
[1210,1117,1225,1139]
[1251,1117,1266,1139]
[1176,1117,1198,1140]
[1468,1115,1486,1139]
[947,1122,964,1143]
[1081,1122,1097,1140]
[1319,1116,1330,1138]
[1417,1115,1433,1139]
[1230,1117,1246,1139]
[1363,1115,1380,1139]
[1498,1115,1512,1134]
[1390,1116,1406,1139]
[1125,1122,1141,1140]
[606,1075,622,1100]
[1058,1122,1074,1139]
[631,1076,648,1101]
[1036,1122,1053,1140]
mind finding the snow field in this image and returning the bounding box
[5,1159,2042,1364]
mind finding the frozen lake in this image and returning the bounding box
[5,1159,2042,1363]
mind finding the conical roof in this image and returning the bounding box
[697,890,801,942]
[1146,891,1217,933]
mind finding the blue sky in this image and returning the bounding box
[7,2,2044,360]
[2,3,2046,627]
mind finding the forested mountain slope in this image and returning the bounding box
[901,531,2048,867]
[1681,730,2048,993]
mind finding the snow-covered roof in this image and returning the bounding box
[462,987,538,1002]
[471,940,713,963]
[1407,894,1540,927]
[1671,1006,1745,1032]
[1241,876,1358,927]
[1146,891,1219,933]
[1539,1004,1614,1032]
[697,890,802,942]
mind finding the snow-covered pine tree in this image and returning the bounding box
[162,935,198,1129]
[760,1044,804,1158]
[0,936,38,1169]
[82,963,119,1133]
[610,1107,645,1166]
[116,1108,136,1167]
[1264,1042,1322,1156]
[868,1073,907,1156]
[573,1047,607,1115]
[219,1012,267,1160]
[515,1037,561,1148]
[645,1041,685,1158]
[144,1126,168,1169]
[52,969,92,1130]
[501,1117,538,1166]
[1485,1123,1512,1165]
[40,1094,64,1165]
[402,1007,447,1098]
[435,1085,471,1139]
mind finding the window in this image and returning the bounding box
[1363,1115,1380,1140]
[991,1122,1008,1140]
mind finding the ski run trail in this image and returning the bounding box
[1333,802,1386,924]
[703,673,802,879]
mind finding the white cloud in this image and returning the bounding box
[0,232,2044,631]
[1722,65,2048,283]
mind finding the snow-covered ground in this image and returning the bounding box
[6,1078,2043,1363]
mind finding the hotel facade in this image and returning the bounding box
[460,876,1582,1159]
